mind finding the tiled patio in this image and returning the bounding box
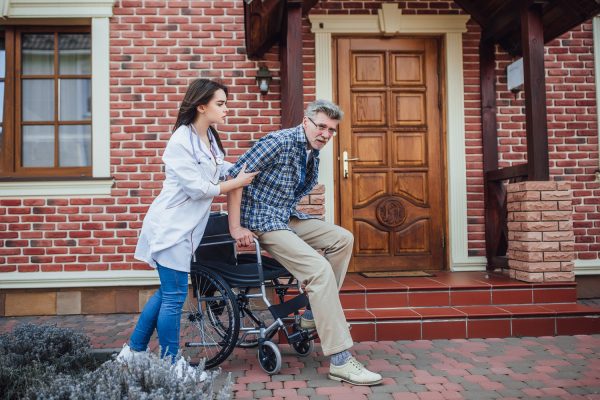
[1,313,599,399]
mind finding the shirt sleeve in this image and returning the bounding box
[219,160,234,178]
[162,139,221,199]
[229,134,283,178]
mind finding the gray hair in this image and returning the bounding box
[305,99,344,121]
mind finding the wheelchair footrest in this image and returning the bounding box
[287,328,318,344]
[268,293,309,320]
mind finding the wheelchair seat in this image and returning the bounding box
[192,212,292,288]
[192,254,291,288]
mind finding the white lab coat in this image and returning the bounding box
[134,124,233,272]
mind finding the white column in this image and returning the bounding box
[314,31,335,224]
[445,32,486,270]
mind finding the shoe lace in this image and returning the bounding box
[348,357,364,372]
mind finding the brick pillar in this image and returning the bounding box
[506,181,574,282]
[297,184,326,218]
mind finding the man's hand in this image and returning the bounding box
[230,226,256,247]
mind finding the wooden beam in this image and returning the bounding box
[244,0,284,60]
[450,0,489,28]
[480,37,498,173]
[481,36,500,270]
[521,3,550,181]
[485,164,528,182]
[280,0,304,128]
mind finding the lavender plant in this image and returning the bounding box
[0,324,99,400]
[1,324,231,400]
[36,352,232,400]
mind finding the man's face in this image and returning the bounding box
[303,112,339,151]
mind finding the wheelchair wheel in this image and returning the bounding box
[258,341,281,375]
[182,266,239,369]
[292,339,314,357]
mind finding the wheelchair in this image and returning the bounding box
[181,213,318,374]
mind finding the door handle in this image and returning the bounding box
[342,150,360,178]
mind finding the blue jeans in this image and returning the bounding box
[129,263,188,360]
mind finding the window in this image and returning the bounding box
[0,27,92,178]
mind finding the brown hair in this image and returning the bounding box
[173,78,228,152]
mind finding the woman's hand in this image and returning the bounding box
[234,164,259,187]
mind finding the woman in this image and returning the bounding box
[117,79,257,375]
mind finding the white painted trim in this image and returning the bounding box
[0,270,160,289]
[445,31,478,271]
[310,7,476,270]
[314,31,335,224]
[451,261,487,272]
[594,16,600,173]
[92,17,111,178]
[0,0,9,16]
[6,0,116,18]
[575,259,600,275]
[0,179,113,196]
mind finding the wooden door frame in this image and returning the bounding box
[309,11,487,271]
[332,35,448,271]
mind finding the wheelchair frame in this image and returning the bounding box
[182,215,318,374]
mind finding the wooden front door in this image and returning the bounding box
[336,37,446,272]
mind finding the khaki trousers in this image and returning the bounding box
[256,217,354,356]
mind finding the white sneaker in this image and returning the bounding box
[172,357,207,382]
[328,356,383,386]
[116,344,137,363]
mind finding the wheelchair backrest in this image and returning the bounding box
[194,212,237,265]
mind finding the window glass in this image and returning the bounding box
[22,125,54,167]
[22,79,54,121]
[59,125,91,167]
[59,34,91,74]
[59,79,91,121]
[22,34,54,75]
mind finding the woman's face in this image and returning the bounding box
[197,89,228,125]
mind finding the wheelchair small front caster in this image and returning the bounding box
[292,339,314,357]
[258,341,282,375]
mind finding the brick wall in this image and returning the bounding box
[0,1,598,278]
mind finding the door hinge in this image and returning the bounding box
[442,232,445,249]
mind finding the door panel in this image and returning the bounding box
[336,37,445,272]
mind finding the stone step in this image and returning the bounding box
[284,271,600,341]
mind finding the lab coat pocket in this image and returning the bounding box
[166,192,191,209]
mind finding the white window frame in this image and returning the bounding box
[0,0,115,196]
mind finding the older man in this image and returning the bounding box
[227,99,382,386]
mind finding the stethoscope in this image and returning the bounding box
[189,124,224,166]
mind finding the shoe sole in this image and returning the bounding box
[328,373,383,386]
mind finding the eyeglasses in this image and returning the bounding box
[307,116,337,137]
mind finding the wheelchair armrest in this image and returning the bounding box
[253,238,265,283]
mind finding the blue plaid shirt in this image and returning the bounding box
[228,124,320,232]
